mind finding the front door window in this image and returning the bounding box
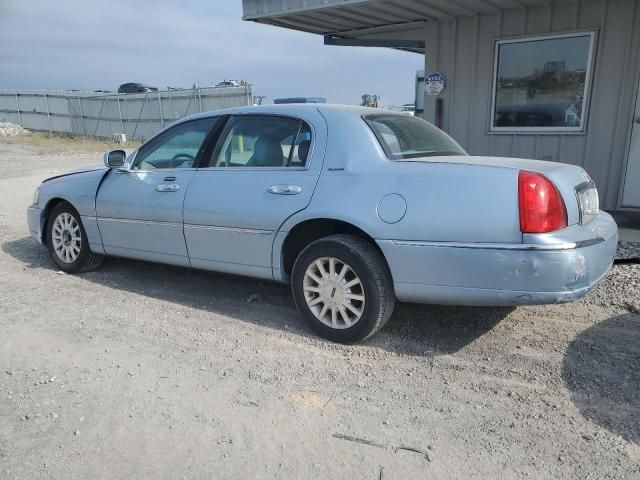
[132,117,221,170]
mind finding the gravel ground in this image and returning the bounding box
[616,241,640,260]
[0,140,639,479]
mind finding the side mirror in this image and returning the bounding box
[104,149,127,168]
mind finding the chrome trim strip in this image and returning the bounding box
[391,237,605,251]
[197,166,309,171]
[184,224,273,235]
[95,217,183,228]
[574,237,606,248]
[93,216,273,235]
[127,167,198,173]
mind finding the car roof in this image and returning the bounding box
[175,103,395,125]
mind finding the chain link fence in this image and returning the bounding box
[0,85,253,141]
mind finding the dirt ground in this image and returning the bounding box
[0,138,639,480]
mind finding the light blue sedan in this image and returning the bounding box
[27,104,618,343]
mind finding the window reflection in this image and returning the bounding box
[493,34,594,130]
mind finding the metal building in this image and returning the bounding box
[242,0,640,212]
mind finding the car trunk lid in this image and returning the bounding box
[398,155,591,227]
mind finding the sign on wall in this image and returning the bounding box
[424,72,446,96]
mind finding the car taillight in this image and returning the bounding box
[518,170,567,233]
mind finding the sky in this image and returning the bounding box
[0,0,423,106]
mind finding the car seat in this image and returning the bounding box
[250,136,284,167]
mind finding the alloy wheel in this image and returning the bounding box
[51,212,81,263]
[303,257,365,329]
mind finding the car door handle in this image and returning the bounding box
[635,115,640,124]
[155,183,180,192]
[267,184,302,195]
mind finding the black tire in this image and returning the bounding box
[291,234,395,344]
[46,201,104,273]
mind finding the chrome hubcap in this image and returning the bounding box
[52,212,81,263]
[303,257,365,329]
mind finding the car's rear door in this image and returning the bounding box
[95,116,222,266]
[183,112,327,279]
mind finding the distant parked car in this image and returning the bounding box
[27,105,617,343]
[216,80,242,87]
[117,83,158,94]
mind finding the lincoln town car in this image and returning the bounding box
[27,105,618,343]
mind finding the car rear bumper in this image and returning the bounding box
[27,206,43,244]
[377,212,618,306]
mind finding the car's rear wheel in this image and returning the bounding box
[291,234,395,344]
[46,202,103,273]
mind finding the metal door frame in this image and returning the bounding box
[620,72,640,209]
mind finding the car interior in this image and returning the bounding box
[131,115,312,171]
[213,116,311,168]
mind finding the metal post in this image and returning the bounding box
[117,96,124,133]
[158,91,164,128]
[197,87,203,112]
[15,93,21,126]
[93,97,106,137]
[131,94,148,141]
[77,96,87,137]
[168,90,174,119]
[184,93,193,117]
[43,94,53,135]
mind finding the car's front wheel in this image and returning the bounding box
[46,202,103,273]
[291,234,395,344]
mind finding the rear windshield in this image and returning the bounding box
[364,114,467,160]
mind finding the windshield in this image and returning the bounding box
[364,114,467,160]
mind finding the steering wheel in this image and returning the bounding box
[170,153,195,168]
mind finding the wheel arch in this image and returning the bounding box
[41,197,76,245]
[279,217,389,278]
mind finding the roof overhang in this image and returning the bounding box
[243,0,584,53]
[323,34,426,53]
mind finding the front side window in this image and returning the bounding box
[491,32,595,132]
[211,115,311,168]
[133,117,220,170]
[365,114,466,160]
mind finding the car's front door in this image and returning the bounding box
[183,113,327,279]
[95,116,222,266]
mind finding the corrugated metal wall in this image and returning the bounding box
[422,0,640,209]
[0,86,253,141]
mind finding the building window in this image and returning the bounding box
[491,32,596,133]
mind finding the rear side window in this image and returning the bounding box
[211,115,312,168]
[364,114,466,160]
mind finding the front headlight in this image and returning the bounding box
[32,187,40,206]
[577,183,598,224]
